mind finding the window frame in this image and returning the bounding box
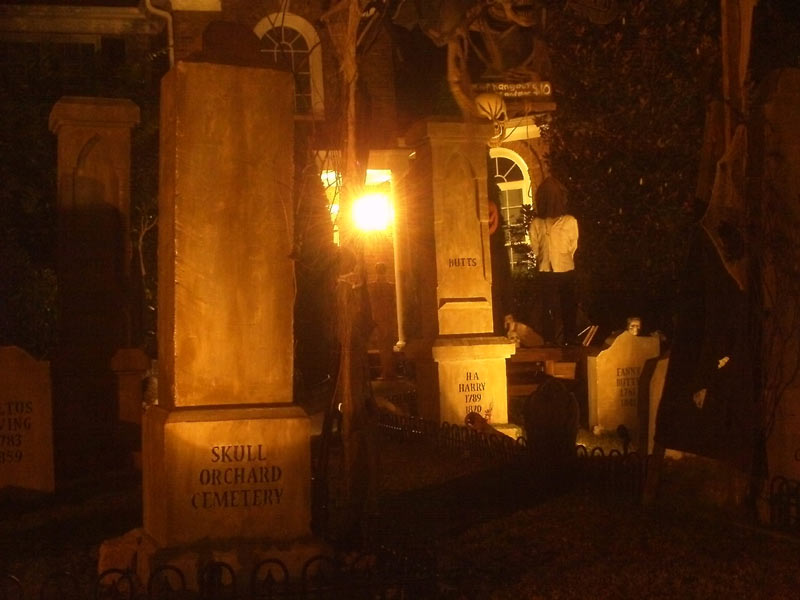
[254,13,325,120]
[489,147,532,271]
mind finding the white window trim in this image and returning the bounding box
[254,12,325,119]
[489,147,531,203]
[490,147,532,271]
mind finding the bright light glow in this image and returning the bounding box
[352,193,393,231]
[365,169,392,185]
[320,170,341,239]
[320,169,340,188]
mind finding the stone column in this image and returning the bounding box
[49,97,140,478]
[400,120,516,429]
[132,58,322,585]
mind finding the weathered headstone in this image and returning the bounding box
[524,376,579,483]
[433,339,514,426]
[144,56,303,542]
[399,120,516,432]
[143,406,310,545]
[100,26,323,587]
[0,346,54,493]
[638,355,670,454]
[587,330,660,446]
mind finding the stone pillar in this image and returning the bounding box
[48,97,140,479]
[128,58,322,586]
[400,120,515,428]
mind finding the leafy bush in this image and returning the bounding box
[542,0,720,333]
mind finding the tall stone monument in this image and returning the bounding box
[48,97,140,479]
[399,120,516,430]
[103,28,321,585]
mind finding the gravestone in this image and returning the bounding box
[638,355,670,455]
[433,339,515,426]
[146,55,304,541]
[0,346,54,493]
[587,330,660,448]
[399,120,516,432]
[524,376,579,485]
[100,26,323,588]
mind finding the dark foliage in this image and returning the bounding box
[0,46,60,357]
[541,0,720,334]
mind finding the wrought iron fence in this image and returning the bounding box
[768,475,800,536]
[375,409,646,501]
[1,549,438,600]
[376,409,528,463]
[574,445,646,501]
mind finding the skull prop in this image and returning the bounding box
[474,92,508,142]
[487,0,540,28]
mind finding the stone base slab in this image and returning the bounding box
[433,336,515,426]
[143,404,311,547]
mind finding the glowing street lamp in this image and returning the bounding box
[352,192,393,232]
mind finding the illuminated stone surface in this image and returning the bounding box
[433,337,516,426]
[136,57,314,564]
[587,331,660,439]
[0,346,54,493]
[143,405,311,546]
[403,120,495,338]
[399,120,515,422]
[157,61,295,408]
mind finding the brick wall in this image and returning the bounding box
[359,24,398,148]
[171,1,400,155]
[171,10,216,60]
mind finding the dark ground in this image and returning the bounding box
[3,427,800,599]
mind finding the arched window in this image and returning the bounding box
[489,147,531,271]
[254,13,324,119]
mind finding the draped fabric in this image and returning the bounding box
[654,227,756,472]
